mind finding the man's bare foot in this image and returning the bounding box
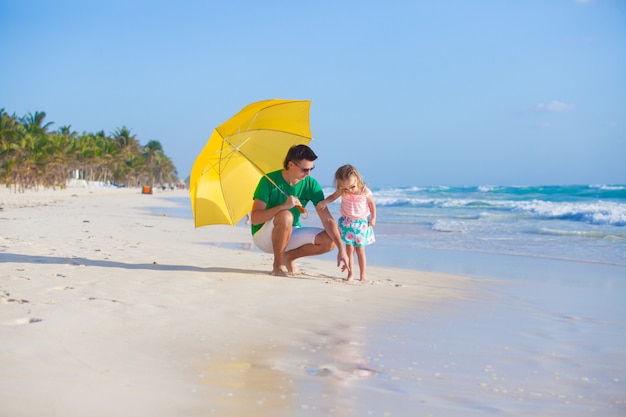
[359,277,367,282]
[283,253,299,274]
[344,274,353,281]
[270,266,289,277]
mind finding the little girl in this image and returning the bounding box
[318,164,376,281]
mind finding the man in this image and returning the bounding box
[251,144,350,276]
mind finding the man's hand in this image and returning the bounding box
[283,195,302,210]
[337,247,350,272]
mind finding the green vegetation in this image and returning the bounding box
[0,109,178,191]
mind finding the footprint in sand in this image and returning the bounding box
[85,296,121,303]
[49,286,74,291]
[2,317,43,326]
[0,291,29,304]
[6,298,29,304]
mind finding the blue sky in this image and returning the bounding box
[1,0,624,187]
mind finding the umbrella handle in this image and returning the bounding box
[297,205,308,219]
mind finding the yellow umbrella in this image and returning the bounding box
[189,99,313,227]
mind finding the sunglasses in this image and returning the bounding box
[292,161,315,174]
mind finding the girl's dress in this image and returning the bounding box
[338,186,375,247]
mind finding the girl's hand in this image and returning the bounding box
[369,218,376,227]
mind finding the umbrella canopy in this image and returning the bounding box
[190,99,313,227]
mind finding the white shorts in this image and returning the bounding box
[253,221,324,253]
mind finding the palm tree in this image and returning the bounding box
[143,140,163,185]
[0,109,20,184]
[12,111,54,189]
[0,109,20,148]
[94,131,120,183]
[21,111,53,134]
[1,110,179,189]
[111,126,144,186]
[112,126,141,155]
[47,125,78,186]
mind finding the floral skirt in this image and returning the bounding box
[338,216,375,247]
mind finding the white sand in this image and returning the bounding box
[1,185,484,416]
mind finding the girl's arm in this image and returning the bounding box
[367,194,376,227]
[316,190,341,211]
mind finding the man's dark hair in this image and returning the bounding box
[283,144,317,169]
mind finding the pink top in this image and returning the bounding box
[340,186,372,220]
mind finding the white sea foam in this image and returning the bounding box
[431,219,466,233]
[374,192,626,227]
[509,200,626,226]
[591,184,625,191]
[477,185,499,192]
[537,227,626,240]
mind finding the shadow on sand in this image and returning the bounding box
[0,253,263,275]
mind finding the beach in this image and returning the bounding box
[1,186,624,416]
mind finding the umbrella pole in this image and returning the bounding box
[257,171,307,214]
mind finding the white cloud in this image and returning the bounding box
[536,100,574,113]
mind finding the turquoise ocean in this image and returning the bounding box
[349,183,626,271]
[162,183,626,275]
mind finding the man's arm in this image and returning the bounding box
[315,204,350,272]
[250,196,301,226]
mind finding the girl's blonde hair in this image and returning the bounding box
[333,164,366,193]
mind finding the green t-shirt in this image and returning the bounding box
[251,170,325,235]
